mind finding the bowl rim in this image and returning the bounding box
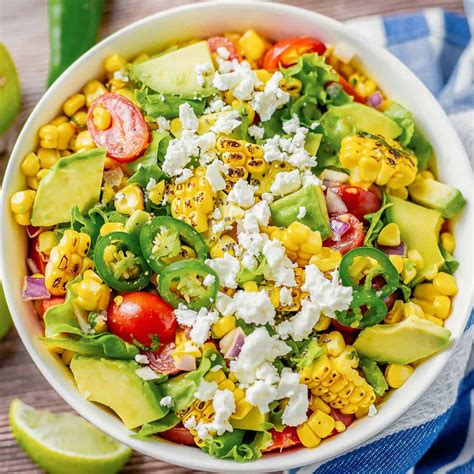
[1,1,473,472]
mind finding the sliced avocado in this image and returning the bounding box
[305,132,322,156]
[70,356,167,429]
[270,185,331,239]
[132,41,214,98]
[31,148,105,227]
[0,281,13,341]
[358,356,388,396]
[386,195,444,283]
[408,178,466,218]
[231,406,268,432]
[0,43,21,134]
[353,316,451,364]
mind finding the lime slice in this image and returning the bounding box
[0,280,12,341]
[9,399,132,474]
[0,43,21,134]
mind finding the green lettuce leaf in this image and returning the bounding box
[70,206,106,248]
[398,283,412,302]
[236,258,267,284]
[409,128,434,170]
[364,194,392,246]
[132,412,180,439]
[294,339,323,370]
[326,82,353,106]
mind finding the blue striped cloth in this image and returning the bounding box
[289,5,474,474]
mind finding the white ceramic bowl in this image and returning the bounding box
[2,2,473,472]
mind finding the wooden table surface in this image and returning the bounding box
[0,1,464,472]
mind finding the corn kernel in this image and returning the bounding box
[413,283,439,301]
[92,106,112,130]
[387,185,408,200]
[432,295,451,319]
[314,314,332,331]
[14,211,32,226]
[419,170,435,180]
[425,314,444,326]
[377,223,401,247]
[26,176,39,190]
[71,110,88,129]
[309,396,332,415]
[10,190,36,214]
[74,130,96,151]
[433,272,458,296]
[210,235,237,259]
[407,249,424,269]
[105,54,128,73]
[297,423,321,448]
[411,298,435,315]
[83,80,107,107]
[56,122,76,150]
[242,281,259,292]
[114,184,144,215]
[50,115,68,126]
[38,231,59,255]
[385,364,414,388]
[307,410,335,438]
[212,315,236,339]
[403,302,425,319]
[322,331,345,357]
[238,30,268,61]
[37,147,60,168]
[440,232,455,254]
[63,94,86,116]
[100,222,125,236]
[20,152,40,177]
[388,255,404,273]
[39,124,58,149]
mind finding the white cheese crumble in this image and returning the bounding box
[251,71,290,121]
[135,367,160,381]
[297,206,307,219]
[217,46,231,59]
[241,201,271,233]
[205,252,240,289]
[282,114,300,134]
[368,404,378,417]
[302,170,322,187]
[227,179,255,209]
[195,389,235,440]
[213,57,260,101]
[230,289,276,326]
[195,379,218,401]
[246,380,278,413]
[203,274,216,287]
[248,124,265,140]
[204,97,231,114]
[262,239,297,287]
[210,110,242,134]
[179,102,199,131]
[277,298,321,342]
[134,354,149,365]
[173,306,219,345]
[174,168,193,184]
[155,116,170,131]
[261,192,274,204]
[279,287,294,307]
[183,416,196,430]
[195,62,213,87]
[270,169,302,196]
[160,396,173,408]
[281,383,309,426]
[205,159,228,192]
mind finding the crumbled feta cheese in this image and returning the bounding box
[206,252,240,289]
[215,292,235,316]
[134,354,149,365]
[195,62,213,87]
[255,362,280,385]
[179,102,199,131]
[281,383,309,426]
[262,239,296,287]
[227,179,255,209]
[103,167,124,187]
[261,192,274,204]
[145,177,157,191]
[174,168,193,184]
[174,304,198,327]
[301,170,322,187]
[210,110,242,134]
[205,159,228,192]
[217,46,231,59]
[248,124,265,140]
[368,404,378,417]
[270,169,302,196]
[183,416,196,430]
[310,121,319,130]
[190,309,219,345]
[251,72,290,121]
[279,287,294,307]
[277,298,321,342]
[204,97,231,114]
[113,69,129,82]
[246,380,278,413]
[241,201,271,233]
[213,58,260,101]
[212,207,222,220]
[276,368,302,399]
[156,116,170,131]
[231,289,276,325]
[203,274,216,287]
[135,367,161,381]
[195,380,218,401]
[297,206,307,219]
[160,396,173,408]
[196,389,235,439]
[282,114,300,134]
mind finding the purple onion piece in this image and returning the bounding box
[368,91,383,108]
[219,327,246,359]
[26,258,40,275]
[377,242,407,256]
[325,189,348,214]
[22,276,51,301]
[330,218,350,242]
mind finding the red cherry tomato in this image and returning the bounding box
[29,236,48,275]
[372,276,397,311]
[146,342,179,375]
[332,319,359,335]
[324,213,364,255]
[207,36,239,60]
[263,37,326,70]
[40,296,65,317]
[160,425,196,446]
[336,76,365,104]
[263,427,301,452]
[337,185,381,221]
[107,292,177,346]
[87,93,149,162]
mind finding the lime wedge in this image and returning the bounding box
[0,280,12,341]
[9,399,132,474]
[0,43,21,134]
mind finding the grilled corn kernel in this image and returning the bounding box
[377,223,401,247]
[92,106,112,130]
[433,272,458,296]
[38,231,59,255]
[56,122,75,150]
[321,331,346,358]
[440,232,455,254]
[105,54,128,73]
[310,396,332,415]
[63,94,86,117]
[21,152,41,177]
[148,180,166,205]
[212,315,236,339]
[83,80,107,107]
[385,364,414,388]
[10,190,36,214]
[314,314,332,331]
[39,124,58,149]
[238,30,268,61]
[74,270,111,312]
[388,255,404,273]
[114,184,144,215]
[432,295,451,319]
[74,130,96,151]
[297,423,321,448]
[243,281,259,292]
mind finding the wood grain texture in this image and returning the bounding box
[0,1,464,472]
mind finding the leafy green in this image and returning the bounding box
[398,283,412,302]
[293,339,323,370]
[261,104,291,139]
[364,195,392,246]
[326,82,353,106]
[289,95,322,127]
[134,88,206,119]
[230,107,252,142]
[202,429,272,462]
[236,258,267,284]
[358,356,388,396]
[71,206,106,248]
[440,245,459,274]
[313,135,345,173]
[132,412,180,439]
[409,128,434,170]
[319,106,357,150]
[41,332,139,359]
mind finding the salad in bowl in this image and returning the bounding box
[8,29,466,462]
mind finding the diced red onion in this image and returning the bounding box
[219,327,246,359]
[325,189,348,214]
[174,354,196,372]
[26,225,43,238]
[330,218,350,241]
[377,242,407,256]
[26,258,40,275]
[22,276,50,300]
[321,169,349,185]
[368,91,383,108]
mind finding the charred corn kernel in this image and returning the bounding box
[440,232,455,254]
[71,110,88,129]
[74,130,96,151]
[432,295,451,319]
[280,77,303,96]
[388,255,404,273]
[56,122,75,150]
[314,314,332,331]
[254,161,294,195]
[21,152,41,177]
[74,270,110,312]
[38,124,58,149]
[83,80,107,107]
[92,106,112,130]
[10,190,36,214]
[38,231,59,255]
[413,283,439,301]
[310,396,332,415]
[377,223,401,247]
[148,180,166,205]
[403,302,425,319]
[105,54,128,73]
[212,315,236,339]
[407,249,424,269]
[63,94,86,116]
[100,222,125,236]
[45,230,91,295]
[243,281,259,292]
[309,248,342,273]
[340,133,417,189]
[307,410,336,438]
[297,423,321,448]
[321,331,346,357]
[238,30,268,61]
[385,364,414,388]
[433,272,458,296]
[231,99,255,124]
[114,184,144,215]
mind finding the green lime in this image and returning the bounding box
[0,281,12,340]
[0,43,21,134]
[9,399,132,474]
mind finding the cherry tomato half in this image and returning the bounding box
[372,275,397,311]
[146,342,179,375]
[29,236,48,275]
[332,319,359,335]
[87,93,149,162]
[263,37,326,71]
[107,292,177,346]
[324,213,364,255]
[336,76,365,104]
[207,36,239,60]
[337,185,381,221]
[160,425,196,446]
[263,427,301,452]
